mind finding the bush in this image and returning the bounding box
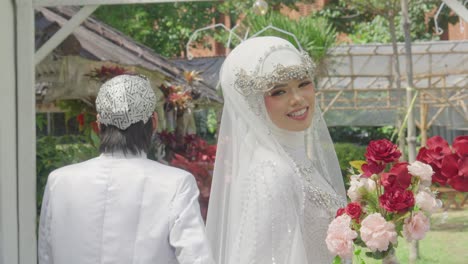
[36,135,98,216]
[334,142,366,184]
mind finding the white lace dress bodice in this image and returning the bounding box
[284,145,346,264]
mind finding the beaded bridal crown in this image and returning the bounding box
[233,47,316,97]
[96,74,156,130]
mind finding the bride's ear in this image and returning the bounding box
[96,114,101,132]
[151,112,158,132]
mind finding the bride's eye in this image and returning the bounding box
[299,80,312,88]
[269,89,286,96]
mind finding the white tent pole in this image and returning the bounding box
[442,0,468,23]
[35,5,99,65]
[16,0,37,263]
[34,0,214,7]
[0,1,19,263]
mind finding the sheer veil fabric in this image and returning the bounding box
[206,36,347,264]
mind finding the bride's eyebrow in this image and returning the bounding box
[271,83,288,90]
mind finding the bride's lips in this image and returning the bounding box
[287,107,309,121]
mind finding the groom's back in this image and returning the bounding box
[41,155,189,264]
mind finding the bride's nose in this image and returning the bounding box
[289,87,303,105]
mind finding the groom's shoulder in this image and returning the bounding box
[142,159,192,178]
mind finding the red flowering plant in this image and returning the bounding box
[85,65,133,83]
[416,136,468,192]
[159,84,194,115]
[155,131,216,221]
[326,139,441,263]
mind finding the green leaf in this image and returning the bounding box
[332,256,342,264]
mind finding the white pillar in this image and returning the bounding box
[0,1,19,263]
[16,0,37,263]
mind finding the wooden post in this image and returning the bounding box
[420,93,428,147]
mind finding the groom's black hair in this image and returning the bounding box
[99,119,153,155]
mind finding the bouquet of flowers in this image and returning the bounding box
[326,139,443,263]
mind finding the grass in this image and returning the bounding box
[354,206,468,264]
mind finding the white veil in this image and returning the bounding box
[206,36,346,264]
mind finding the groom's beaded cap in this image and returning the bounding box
[96,74,156,130]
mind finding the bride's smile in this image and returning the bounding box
[264,78,315,131]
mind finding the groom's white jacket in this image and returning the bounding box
[38,152,214,264]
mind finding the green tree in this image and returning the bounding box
[238,11,337,71]
[94,3,221,57]
[319,0,456,43]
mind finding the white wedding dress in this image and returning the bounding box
[206,36,347,264]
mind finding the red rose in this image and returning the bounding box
[381,162,412,190]
[365,139,401,164]
[345,202,362,221]
[379,188,415,213]
[335,207,346,218]
[441,154,459,180]
[361,161,386,177]
[446,156,468,192]
[453,136,468,157]
[417,147,444,169]
[426,136,451,155]
[416,147,446,185]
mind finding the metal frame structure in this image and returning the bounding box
[316,41,468,134]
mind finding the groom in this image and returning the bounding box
[38,74,214,264]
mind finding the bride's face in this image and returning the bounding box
[264,78,315,131]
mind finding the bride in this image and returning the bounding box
[206,36,347,264]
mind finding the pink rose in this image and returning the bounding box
[326,215,358,259]
[381,162,412,190]
[360,213,398,252]
[403,211,430,242]
[365,139,402,164]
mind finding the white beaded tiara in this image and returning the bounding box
[96,74,156,130]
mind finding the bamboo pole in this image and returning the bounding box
[401,0,419,262]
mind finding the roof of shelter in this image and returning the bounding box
[35,6,222,105]
[172,56,225,90]
[317,41,467,129]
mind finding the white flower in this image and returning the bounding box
[408,161,434,187]
[416,190,441,214]
[347,175,376,202]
